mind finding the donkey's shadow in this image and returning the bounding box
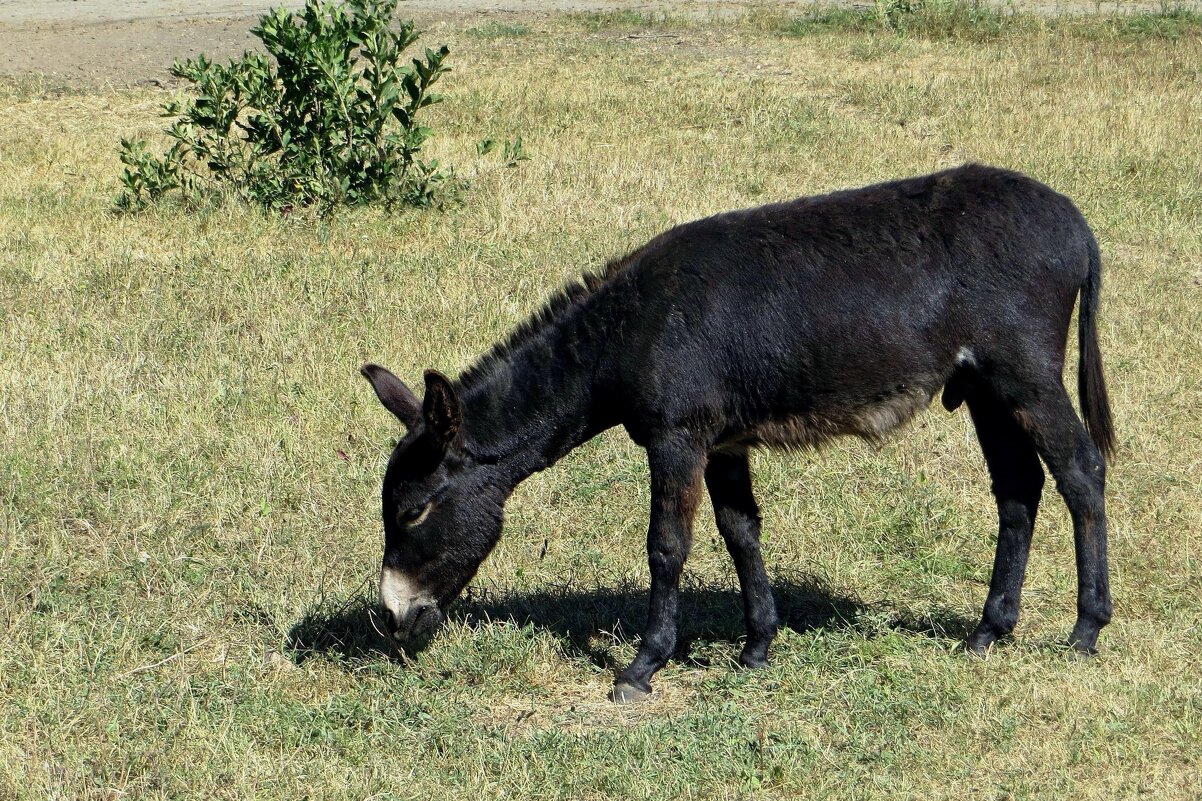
[285,573,977,670]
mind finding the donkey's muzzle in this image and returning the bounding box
[380,598,443,641]
[379,565,444,641]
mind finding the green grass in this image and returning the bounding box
[2,5,1202,799]
[774,0,1202,41]
[466,21,534,39]
[571,9,687,30]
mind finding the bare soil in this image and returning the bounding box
[0,0,805,86]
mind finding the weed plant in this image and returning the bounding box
[118,0,452,211]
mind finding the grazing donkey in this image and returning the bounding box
[361,164,1115,703]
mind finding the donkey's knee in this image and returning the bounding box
[995,495,1038,533]
[992,464,1044,513]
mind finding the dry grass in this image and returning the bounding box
[2,6,1201,799]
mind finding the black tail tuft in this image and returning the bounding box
[1079,237,1116,463]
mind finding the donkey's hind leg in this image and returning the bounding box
[992,374,1112,654]
[705,451,779,668]
[965,388,1045,654]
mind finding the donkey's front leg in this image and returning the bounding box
[612,439,705,703]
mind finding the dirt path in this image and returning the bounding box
[0,0,1176,86]
[0,0,790,86]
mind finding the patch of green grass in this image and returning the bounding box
[1096,5,1202,38]
[775,0,1202,42]
[571,9,687,30]
[466,21,533,39]
[778,6,880,36]
[776,0,1019,40]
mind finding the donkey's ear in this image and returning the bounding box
[360,364,422,430]
[422,369,462,446]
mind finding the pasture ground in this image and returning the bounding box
[2,4,1201,799]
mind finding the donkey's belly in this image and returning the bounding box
[717,382,936,454]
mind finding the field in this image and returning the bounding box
[2,4,1201,798]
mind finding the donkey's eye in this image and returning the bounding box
[398,503,431,527]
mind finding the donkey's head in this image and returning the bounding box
[360,364,505,642]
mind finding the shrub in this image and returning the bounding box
[118,0,452,212]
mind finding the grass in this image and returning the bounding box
[466,21,533,39]
[2,4,1202,798]
[770,1,1202,40]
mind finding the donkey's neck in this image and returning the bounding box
[456,296,618,482]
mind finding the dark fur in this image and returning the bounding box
[363,164,1116,700]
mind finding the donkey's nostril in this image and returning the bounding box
[380,606,399,633]
[408,600,444,636]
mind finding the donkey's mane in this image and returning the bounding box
[456,252,635,391]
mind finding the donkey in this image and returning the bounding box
[361,163,1115,703]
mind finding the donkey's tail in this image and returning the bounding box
[1079,235,1116,463]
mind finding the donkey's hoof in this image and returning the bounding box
[1067,623,1100,657]
[965,623,1002,657]
[610,680,652,704]
[1067,640,1099,659]
[964,635,994,657]
[739,650,769,670]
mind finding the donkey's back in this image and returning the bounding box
[602,164,1104,455]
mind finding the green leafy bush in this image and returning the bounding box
[118,0,451,211]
